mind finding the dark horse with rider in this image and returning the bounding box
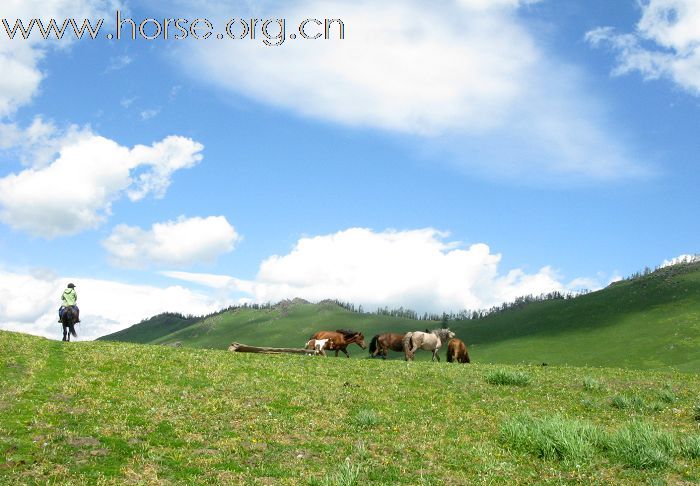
[58,282,81,341]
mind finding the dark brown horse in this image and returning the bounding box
[446,338,470,363]
[369,333,405,359]
[310,329,366,358]
[60,306,78,342]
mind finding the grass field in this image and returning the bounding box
[2,331,700,484]
[99,262,700,372]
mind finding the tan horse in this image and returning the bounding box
[403,328,455,361]
[310,329,366,358]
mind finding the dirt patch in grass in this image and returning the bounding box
[67,436,101,448]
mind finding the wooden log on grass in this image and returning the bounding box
[228,342,318,355]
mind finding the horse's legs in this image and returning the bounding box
[342,347,350,358]
[62,325,67,341]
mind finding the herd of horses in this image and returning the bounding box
[307,328,470,362]
[58,314,468,362]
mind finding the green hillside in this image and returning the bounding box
[100,262,700,371]
[2,331,699,484]
[460,261,700,371]
[98,312,199,344]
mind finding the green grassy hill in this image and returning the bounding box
[2,331,699,484]
[98,312,199,344]
[99,262,700,371]
[460,261,700,371]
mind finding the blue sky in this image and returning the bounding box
[0,0,698,339]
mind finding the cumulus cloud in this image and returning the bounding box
[0,269,224,340]
[0,131,203,237]
[176,0,643,180]
[0,0,117,117]
[587,0,700,95]
[103,216,240,268]
[164,227,595,313]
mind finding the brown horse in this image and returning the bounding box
[310,329,366,358]
[369,333,405,359]
[446,338,470,363]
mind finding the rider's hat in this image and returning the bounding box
[67,283,76,288]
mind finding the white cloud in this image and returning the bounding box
[587,0,700,95]
[177,0,643,180]
[660,253,700,268]
[186,0,535,135]
[120,96,137,108]
[0,132,203,237]
[103,216,240,268]
[159,270,239,289]
[165,227,593,313]
[0,269,224,340]
[0,227,609,340]
[0,0,118,117]
[140,108,160,120]
[104,54,133,73]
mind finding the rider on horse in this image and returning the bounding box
[58,283,80,323]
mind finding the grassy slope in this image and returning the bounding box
[458,262,700,371]
[100,262,700,371]
[1,331,699,484]
[98,313,199,344]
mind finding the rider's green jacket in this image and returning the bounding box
[61,288,77,307]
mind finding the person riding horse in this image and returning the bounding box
[58,283,80,324]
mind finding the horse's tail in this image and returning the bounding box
[403,333,413,360]
[69,324,77,337]
[369,335,379,355]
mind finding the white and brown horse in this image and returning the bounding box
[310,329,366,358]
[403,328,455,361]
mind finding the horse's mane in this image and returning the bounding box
[429,328,452,337]
[335,329,358,337]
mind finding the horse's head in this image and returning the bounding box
[355,333,367,349]
[434,328,455,342]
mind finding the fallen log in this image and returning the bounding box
[228,342,318,355]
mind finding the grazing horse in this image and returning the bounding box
[446,338,470,363]
[368,333,405,359]
[310,329,366,358]
[403,328,455,362]
[60,306,78,342]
